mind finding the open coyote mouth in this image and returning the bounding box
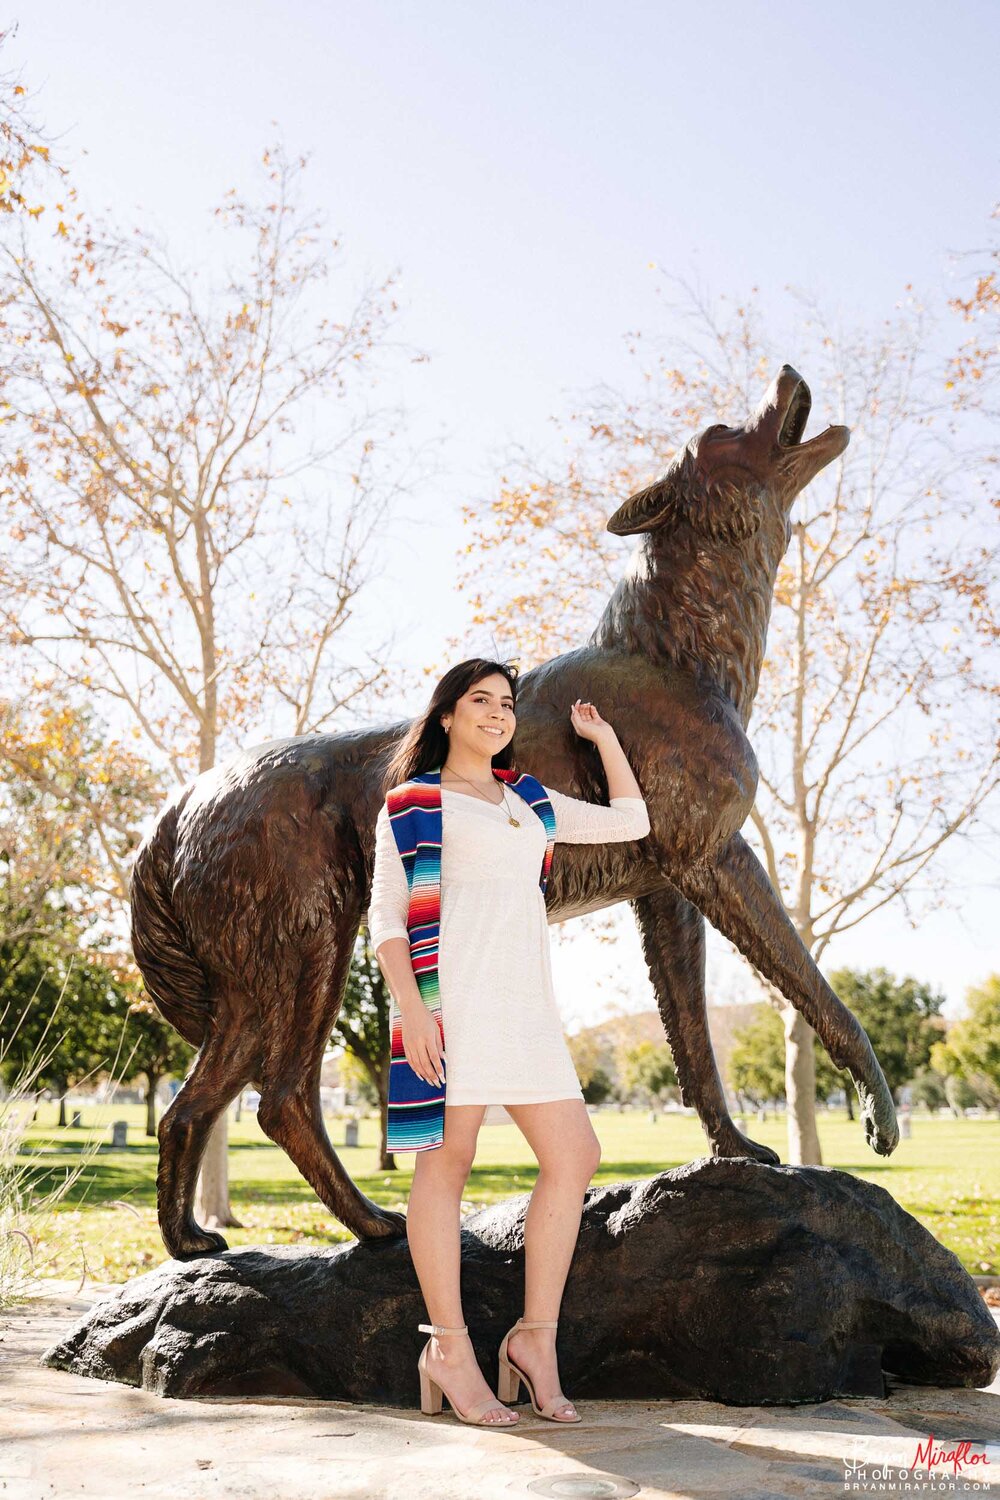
[764,367,849,477]
[778,380,811,447]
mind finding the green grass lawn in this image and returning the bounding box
[11,1101,999,1285]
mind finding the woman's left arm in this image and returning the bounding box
[545,785,650,844]
[544,698,650,845]
[592,728,644,801]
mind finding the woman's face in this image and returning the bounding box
[443,672,516,758]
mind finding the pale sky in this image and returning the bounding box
[14,2,999,1024]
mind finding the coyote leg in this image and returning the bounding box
[633,884,780,1165]
[256,925,407,1241]
[157,1024,258,1259]
[679,834,898,1156]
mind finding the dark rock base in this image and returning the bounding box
[43,1157,1000,1405]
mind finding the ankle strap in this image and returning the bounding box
[418,1322,468,1335]
[516,1317,558,1329]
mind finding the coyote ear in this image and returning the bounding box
[608,450,765,544]
[607,456,689,537]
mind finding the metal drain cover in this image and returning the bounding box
[525,1477,640,1498]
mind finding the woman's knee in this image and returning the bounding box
[447,1146,476,1183]
[574,1127,601,1181]
[417,1141,475,1185]
[583,1133,602,1179]
[537,1132,600,1184]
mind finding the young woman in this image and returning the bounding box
[367,657,649,1427]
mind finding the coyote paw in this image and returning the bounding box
[165,1223,229,1259]
[710,1125,781,1167]
[355,1206,408,1240]
[860,1087,899,1156]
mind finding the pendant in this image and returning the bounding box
[508,815,521,827]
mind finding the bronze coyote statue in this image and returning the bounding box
[131,364,898,1260]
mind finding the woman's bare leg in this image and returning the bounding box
[406,1103,519,1424]
[502,1099,601,1420]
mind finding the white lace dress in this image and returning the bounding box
[367,784,650,1126]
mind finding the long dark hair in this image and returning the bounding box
[379,658,521,798]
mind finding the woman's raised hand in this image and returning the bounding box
[569,698,615,745]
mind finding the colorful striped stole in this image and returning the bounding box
[384,764,556,1153]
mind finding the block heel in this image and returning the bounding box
[417,1322,519,1427]
[497,1316,582,1423]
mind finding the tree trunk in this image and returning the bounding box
[188,704,240,1228]
[364,1057,394,1171]
[844,1084,854,1121]
[194,1112,242,1230]
[378,1087,395,1171]
[782,1005,823,1165]
[57,1087,67,1127]
[144,1071,160,1137]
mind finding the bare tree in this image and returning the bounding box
[456,275,998,1165]
[0,139,422,1223]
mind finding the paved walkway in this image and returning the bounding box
[2,1281,998,1500]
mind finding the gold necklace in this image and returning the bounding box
[441,767,522,827]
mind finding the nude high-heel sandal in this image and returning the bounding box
[497,1317,582,1422]
[417,1323,520,1426]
